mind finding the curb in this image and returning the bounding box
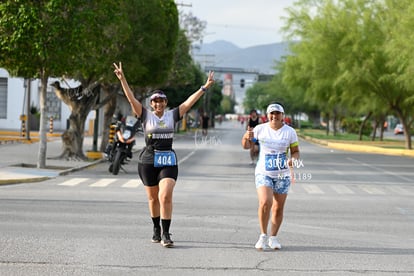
[300,135,414,158]
[57,158,106,176]
[326,142,414,157]
[0,158,106,185]
[0,177,50,185]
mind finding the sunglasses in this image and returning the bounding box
[270,111,282,115]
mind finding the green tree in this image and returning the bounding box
[99,0,179,153]
[0,0,124,167]
[179,11,206,48]
[283,0,352,135]
[281,0,413,148]
[0,0,180,164]
[384,0,414,147]
[243,82,273,112]
[221,95,236,114]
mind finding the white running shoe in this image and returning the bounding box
[268,236,282,250]
[255,234,268,250]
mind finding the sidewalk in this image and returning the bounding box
[0,132,104,185]
[0,129,195,185]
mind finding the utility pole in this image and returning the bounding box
[175,2,192,7]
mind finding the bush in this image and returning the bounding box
[298,120,313,129]
[30,104,40,118]
[341,117,372,136]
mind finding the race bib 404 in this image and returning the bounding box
[265,153,288,171]
[154,151,177,167]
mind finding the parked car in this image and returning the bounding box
[394,124,404,135]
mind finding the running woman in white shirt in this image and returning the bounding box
[114,62,214,248]
[241,102,300,250]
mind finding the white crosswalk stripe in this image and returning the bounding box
[122,179,142,188]
[55,178,413,196]
[302,184,324,194]
[58,178,88,186]
[386,186,414,196]
[358,185,386,195]
[89,178,117,187]
[329,184,354,194]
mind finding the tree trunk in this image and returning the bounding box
[379,115,386,141]
[394,109,412,150]
[37,73,49,168]
[371,119,378,141]
[400,119,412,149]
[325,113,330,136]
[52,81,101,160]
[358,112,372,141]
[60,112,88,160]
[332,113,338,136]
[403,128,412,149]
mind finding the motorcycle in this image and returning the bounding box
[108,115,140,175]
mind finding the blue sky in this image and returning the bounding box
[178,0,297,48]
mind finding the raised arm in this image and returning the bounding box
[179,71,215,117]
[241,127,254,149]
[113,62,143,117]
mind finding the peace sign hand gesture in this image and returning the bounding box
[203,71,215,89]
[113,62,125,80]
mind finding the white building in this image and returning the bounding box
[204,66,259,114]
[0,68,96,133]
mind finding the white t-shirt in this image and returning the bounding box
[254,123,299,178]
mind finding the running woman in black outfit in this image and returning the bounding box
[113,62,214,247]
[246,109,262,164]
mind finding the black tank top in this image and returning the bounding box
[248,117,260,128]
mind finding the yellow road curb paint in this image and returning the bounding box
[86,151,103,160]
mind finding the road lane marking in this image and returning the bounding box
[330,184,354,194]
[55,178,412,196]
[89,178,117,187]
[122,179,142,188]
[58,178,88,186]
[387,186,414,196]
[347,157,413,182]
[302,184,324,194]
[358,185,385,195]
[332,169,345,175]
[178,149,196,165]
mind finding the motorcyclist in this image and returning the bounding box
[105,113,124,160]
[116,116,137,159]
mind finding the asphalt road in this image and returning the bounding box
[1,121,413,275]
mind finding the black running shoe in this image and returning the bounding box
[151,227,161,243]
[161,232,174,248]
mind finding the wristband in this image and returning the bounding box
[200,86,207,92]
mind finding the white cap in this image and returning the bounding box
[150,91,167,101]
[266,103,284,114]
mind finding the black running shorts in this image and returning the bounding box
[138,163,178,186]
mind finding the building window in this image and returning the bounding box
[0,78,7,119]
[46,85,61,120]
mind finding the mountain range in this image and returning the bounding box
[191,40,291,74]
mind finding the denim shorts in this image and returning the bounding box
[255,174,291,194]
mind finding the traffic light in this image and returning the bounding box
[240,78,245,88]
